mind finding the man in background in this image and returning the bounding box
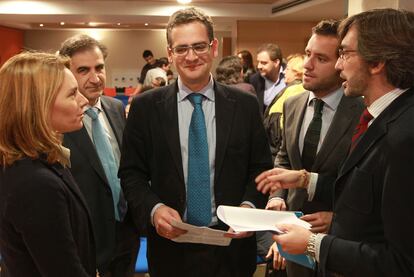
[60,34,138,277]
[135,49,157,94]
[250,43,286,114]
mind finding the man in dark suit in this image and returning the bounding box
[119,7,272,277]
[257,8,414,277]
[262,20,363,277]
[250,43,285,114]
[59,34,138,277]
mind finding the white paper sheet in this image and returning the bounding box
[171,220,232,246]
[217,205,311,233]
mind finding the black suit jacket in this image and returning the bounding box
[249,72,266,114]
[0,158,96,277]
[315,89,414,277]
[63,96,138,271]
[119,81,272,275]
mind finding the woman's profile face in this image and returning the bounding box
[50,68,88,133]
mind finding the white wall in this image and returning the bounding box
[24,29,230,87]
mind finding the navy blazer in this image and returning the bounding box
[0,158,96,277]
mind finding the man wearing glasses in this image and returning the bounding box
[120,7,272,277]
[256,8,414,277]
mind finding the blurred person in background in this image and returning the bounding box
[238,50,256,83]
[216,55,256,94]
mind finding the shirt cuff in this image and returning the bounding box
[307,172,318,201]
[150,203,165,226]
[315,233,327,262]
[241,201,255,209]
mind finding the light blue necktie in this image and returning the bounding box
[187,93,211,226]
[85,107,126,221]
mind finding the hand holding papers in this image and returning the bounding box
[216,205,311,233]
[171,220,232,246]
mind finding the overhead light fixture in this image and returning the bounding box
[88,22,98,27]
[60,22,65,26]
[117,23,121,26]
[177,0,192,4]
[144,23,149,26]
[39,23,44,27]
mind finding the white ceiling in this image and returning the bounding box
[0,0,347,31]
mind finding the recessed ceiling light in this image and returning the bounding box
[60,22,65,25]
[88,22,98,27]
[144,23,149,26]
[39,23,44,27]
[177,0,192,4]
[117,23,121,26]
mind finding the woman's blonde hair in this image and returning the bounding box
[0,52,71,167]
[286,53,305,81]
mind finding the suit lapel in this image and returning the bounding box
[288,92,309,168]
[313,95,360,170]
[214,83,236,183]
[156,84,185,183]
[100,96,125,145]
[66,128,109,183]
[339,91,413,177]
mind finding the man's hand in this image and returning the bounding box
[266,242,286,270]
[301,211,333,233]
[272,224,312,255]
[256,168,309,194]
[266,198,287,211]
[153,205,187,239]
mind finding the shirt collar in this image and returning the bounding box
[264,67,285,87]
[85,97,103,113]
[308,87,343,111]
[177,74,215,102]
[367,88,408,119]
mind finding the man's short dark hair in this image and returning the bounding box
[312,19,340,37]
[257,43,283,62]
[156,57,169,67]
[143,50,153,58]
[59,34,108,59]
[166,7,214,46]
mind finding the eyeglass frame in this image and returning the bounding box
[168,41,214,57]
[338,48,358,61]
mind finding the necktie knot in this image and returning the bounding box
[85,107,99,120]
[188,93,203,106]
[313,98,324,115]
[360,108,373,125]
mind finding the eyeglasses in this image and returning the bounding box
[338,49,358,61]
[169,41,213,56]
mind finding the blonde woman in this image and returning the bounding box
[0,52,95,277]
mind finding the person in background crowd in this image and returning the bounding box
[257,9,414,277]
[263,53,306,161]
[59,34,139,277]
[250,44,286,114]
[119,7,272,277]
[0,52,94,277]
[134,49,157,94]
[238,50,256,83]
[216,55,256,94]
[143,57,171,89]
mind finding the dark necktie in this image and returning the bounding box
[85,107,127,221]
[302,98,324,171]
[186,93,211,226]
[350,108,373,152]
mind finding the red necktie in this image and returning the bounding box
[350,108,373,152]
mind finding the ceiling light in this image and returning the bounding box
[88,22,98,27]
[60,22,65,25]
[177,0,192,4]
[39,23,44,27]
[144,23,149,26]
[117,23,121,26]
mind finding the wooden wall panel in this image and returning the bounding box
[0,26,24,67]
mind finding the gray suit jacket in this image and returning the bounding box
[63,96,138,271]
[274,91,364,212]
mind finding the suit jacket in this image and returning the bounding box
[316,89,414,277]
[119,81,273,276]
[249,72,266,114]
[0,158,96,277]
[274,91,364,212]
[63,96,138,271]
